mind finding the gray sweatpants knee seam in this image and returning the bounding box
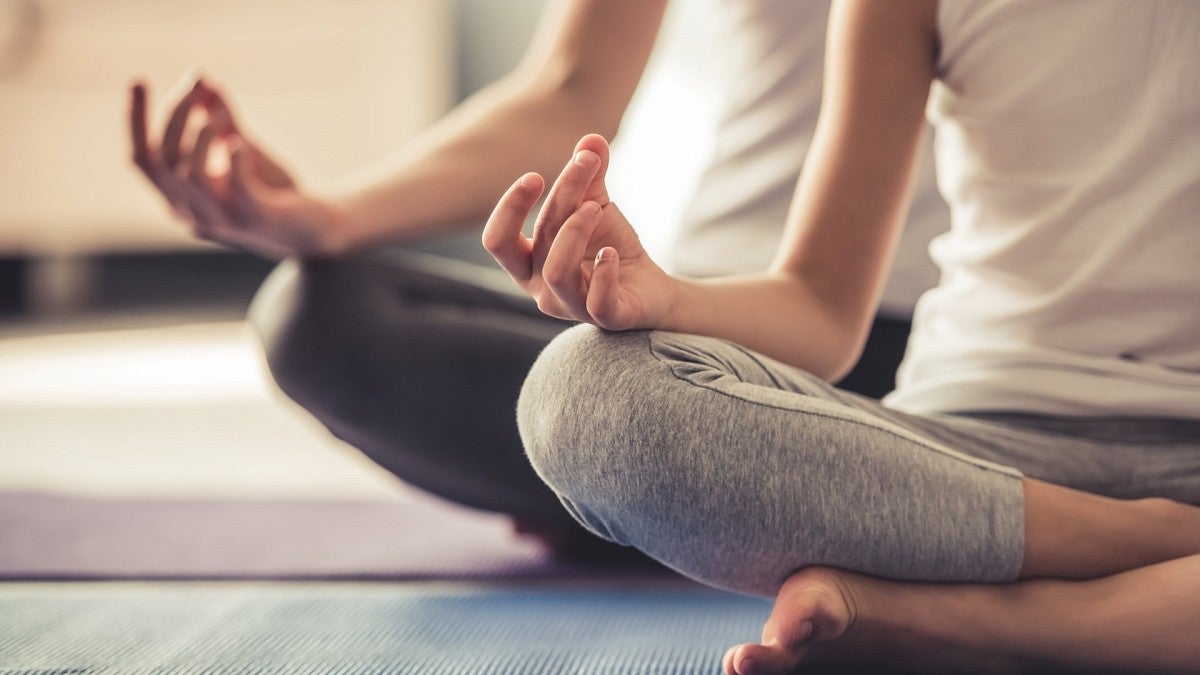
[642,332,1023,481]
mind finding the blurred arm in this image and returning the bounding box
[331,0,668,250]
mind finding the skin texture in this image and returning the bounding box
[481,134,675,333]
[722,557,1200,674]
[130,79,338,258]
[129,0,669,257]
[482,0,938,381]
[482,1,1200,672]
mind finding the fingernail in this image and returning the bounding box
[574,150,598,167]
[595,247,612,263]
[520,174,540,189]
[799,620,814,641]
[581,201,600,216]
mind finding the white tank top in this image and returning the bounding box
[886,0,1200,417]
[669,0,950,317]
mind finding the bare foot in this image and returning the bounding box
[724,567,1032,674]
[722,567,859,675]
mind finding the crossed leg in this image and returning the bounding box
[725,554,1200,674]
[724,479,1200,674]
[516,326,1200,674]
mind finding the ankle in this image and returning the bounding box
[1136,497,1200,557]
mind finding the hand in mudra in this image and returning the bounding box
[129,75,343,258]
[482,134,678,331]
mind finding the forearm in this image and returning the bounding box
[326,73,611,250]
[325,0,667,251]
[658,0,940,381]
[663,274,864,382]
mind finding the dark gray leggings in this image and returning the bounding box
[248,248,911,532]
[249,248,573,523]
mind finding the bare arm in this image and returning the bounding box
[482,0,938,381]
[130,0,666,257]
[668,0,938,379]
[334,0,668,249]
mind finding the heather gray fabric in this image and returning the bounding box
[519,326,1200,597]
[248,248,911,530]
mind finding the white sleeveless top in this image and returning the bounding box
[669,0,950,317]
[886,0,1200,417]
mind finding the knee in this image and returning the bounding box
[248,257,367,408]
[517,325,688,547]
[518,327,829,595]
[519,325,620,481]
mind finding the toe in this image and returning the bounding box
[733,643,802,675]
[762,586,823,649]
[766,569,855,646]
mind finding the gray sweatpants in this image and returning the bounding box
[519,325,1200,596]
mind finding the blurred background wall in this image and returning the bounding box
[0,0,716,323]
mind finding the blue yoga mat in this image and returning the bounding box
[2,581,773,674]
[2,581,1101,674]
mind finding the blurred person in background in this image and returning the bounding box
[483,0,1200,672]
[129,0,946,560]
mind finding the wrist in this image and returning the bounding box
[319,191,369,255]
[657,274,696,334]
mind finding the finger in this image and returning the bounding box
[195,82,299,192]
[542,201,603,318]
[227,137,266,223]
[187,118,228,200]
[762,588,823,648]
[483,173,542,283]
[161,77,207,170]
[531,148,602,265]
[196,81,240,134]
[573,133,612,205]
[727,642,798,675]
[129,82,154,172]
[585,246,627,328]
[128,82,192,217]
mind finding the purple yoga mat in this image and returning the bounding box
[0,490,581,580]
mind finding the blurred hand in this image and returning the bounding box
[129,75,345,258]
[482,134,678,331]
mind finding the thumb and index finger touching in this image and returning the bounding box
[530,133,613,266]
[129,75,265,209]
[484,133,615,284]
[129,75,243,172]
